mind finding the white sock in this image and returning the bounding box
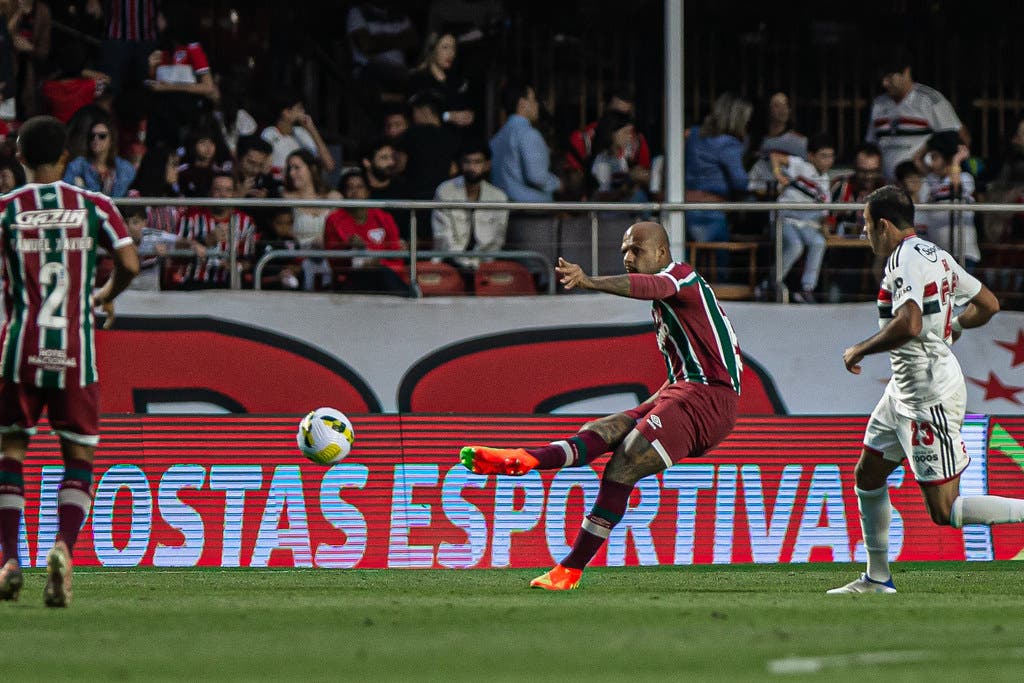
[951,495,1024,528]
[856,485,891,582]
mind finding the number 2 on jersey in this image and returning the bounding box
[37,261,69,330]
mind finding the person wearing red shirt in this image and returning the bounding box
[565,89,651,199]
[324,169,408,294]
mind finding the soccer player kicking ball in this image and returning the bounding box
[0,117,139,606]
[460,221,742,590]
[828,185,1017,595]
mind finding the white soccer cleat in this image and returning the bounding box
[826,573,897,595]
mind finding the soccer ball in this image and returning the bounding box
[296,407,355,465]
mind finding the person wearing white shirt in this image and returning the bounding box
[261,93,336,180]
[432,142,509,269]
[771,134,836,303]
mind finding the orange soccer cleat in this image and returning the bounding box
[459,446,539,476]
[530,564,583,591]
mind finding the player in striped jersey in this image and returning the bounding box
[460,221,742,589]
[0,117,139,606]
[828,186,1020,595]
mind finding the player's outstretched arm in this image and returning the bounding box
[94,243,140,329]
[951,284,999,343]
[556,257,631,297]
[843,300,923,374]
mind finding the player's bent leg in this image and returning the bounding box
[533,431,666,591]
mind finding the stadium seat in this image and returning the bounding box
[474,260,536,296]
[415,261,466,296]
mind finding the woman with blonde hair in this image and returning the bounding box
[407,31,474,128]
[684,92,752,246]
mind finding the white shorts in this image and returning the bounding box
[863,387,969,485]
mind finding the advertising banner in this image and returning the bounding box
[13,415,1024,568]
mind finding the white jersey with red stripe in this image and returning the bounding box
[0,182,132,388]
[877,235,981,407]
[866,83,962,180]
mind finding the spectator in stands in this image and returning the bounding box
[867,48,967,182]
[346,1,417,93]
[177,126,233,198]
[123,205,205,291]
[586,109,648,203]
[490,80,560,202]
[235,135,279,200]
[99,0,160,97]
[325,168,408,294]
[684,92,751,246]
[830,142,885,236]
[282,149,339,290]
[984,118,1024,242]
[40,39,109,123]
[63,115,135,196]
[254,207,302,290]
[0,155,24,192]
[362,137,410,239]
[403,90,459,198]
[127,143,183,234]
[566,87,650,199]
[7,0,51,120]
[261,92,335,181]
[771,133,836,303]
[381,102,410,174]
[408,31,474,129]
[144,9,220,149]
[747,91,807,200]
[177,172,258,288]
[402,89,459,247]
[914,130,981,269]
[432,139,509,269]
[894,160,924,205]
[0,8,13,117]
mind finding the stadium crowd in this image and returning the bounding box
[0,1,1020,300]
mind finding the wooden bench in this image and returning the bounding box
[687,241,760,300]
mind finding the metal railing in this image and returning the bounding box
[116,196,1019,300]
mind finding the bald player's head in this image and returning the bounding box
[621,221,672,275]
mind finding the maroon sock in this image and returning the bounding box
[561,479,634,569]
[527,430,612,469]
[57,458,94,552]
[0,458,25,565]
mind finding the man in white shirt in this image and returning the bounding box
[261,93,335,180]
[866,51,967,181]
[829,186,1020,595]
[432,141,509,269]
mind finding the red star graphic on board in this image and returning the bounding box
[968,372,1024,405]
[995,330,1024,367]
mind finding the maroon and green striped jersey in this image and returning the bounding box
[0,182,132,388]
[629,262,743,393]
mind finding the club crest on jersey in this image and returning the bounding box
[647,415,662,429]
[13,209,87,229]
[914,243,938,262]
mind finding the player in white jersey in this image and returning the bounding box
[828,186,1019,594]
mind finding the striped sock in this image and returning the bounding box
[527,430,611,469]
[561,479,634,569]
[0,457,25,565]
[57,458,94,552]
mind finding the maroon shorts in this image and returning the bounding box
[628,382,738,467]
[0,380,101,445]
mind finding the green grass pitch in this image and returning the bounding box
[5,562,1024,681]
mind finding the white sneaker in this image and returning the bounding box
[826,573,896,594]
